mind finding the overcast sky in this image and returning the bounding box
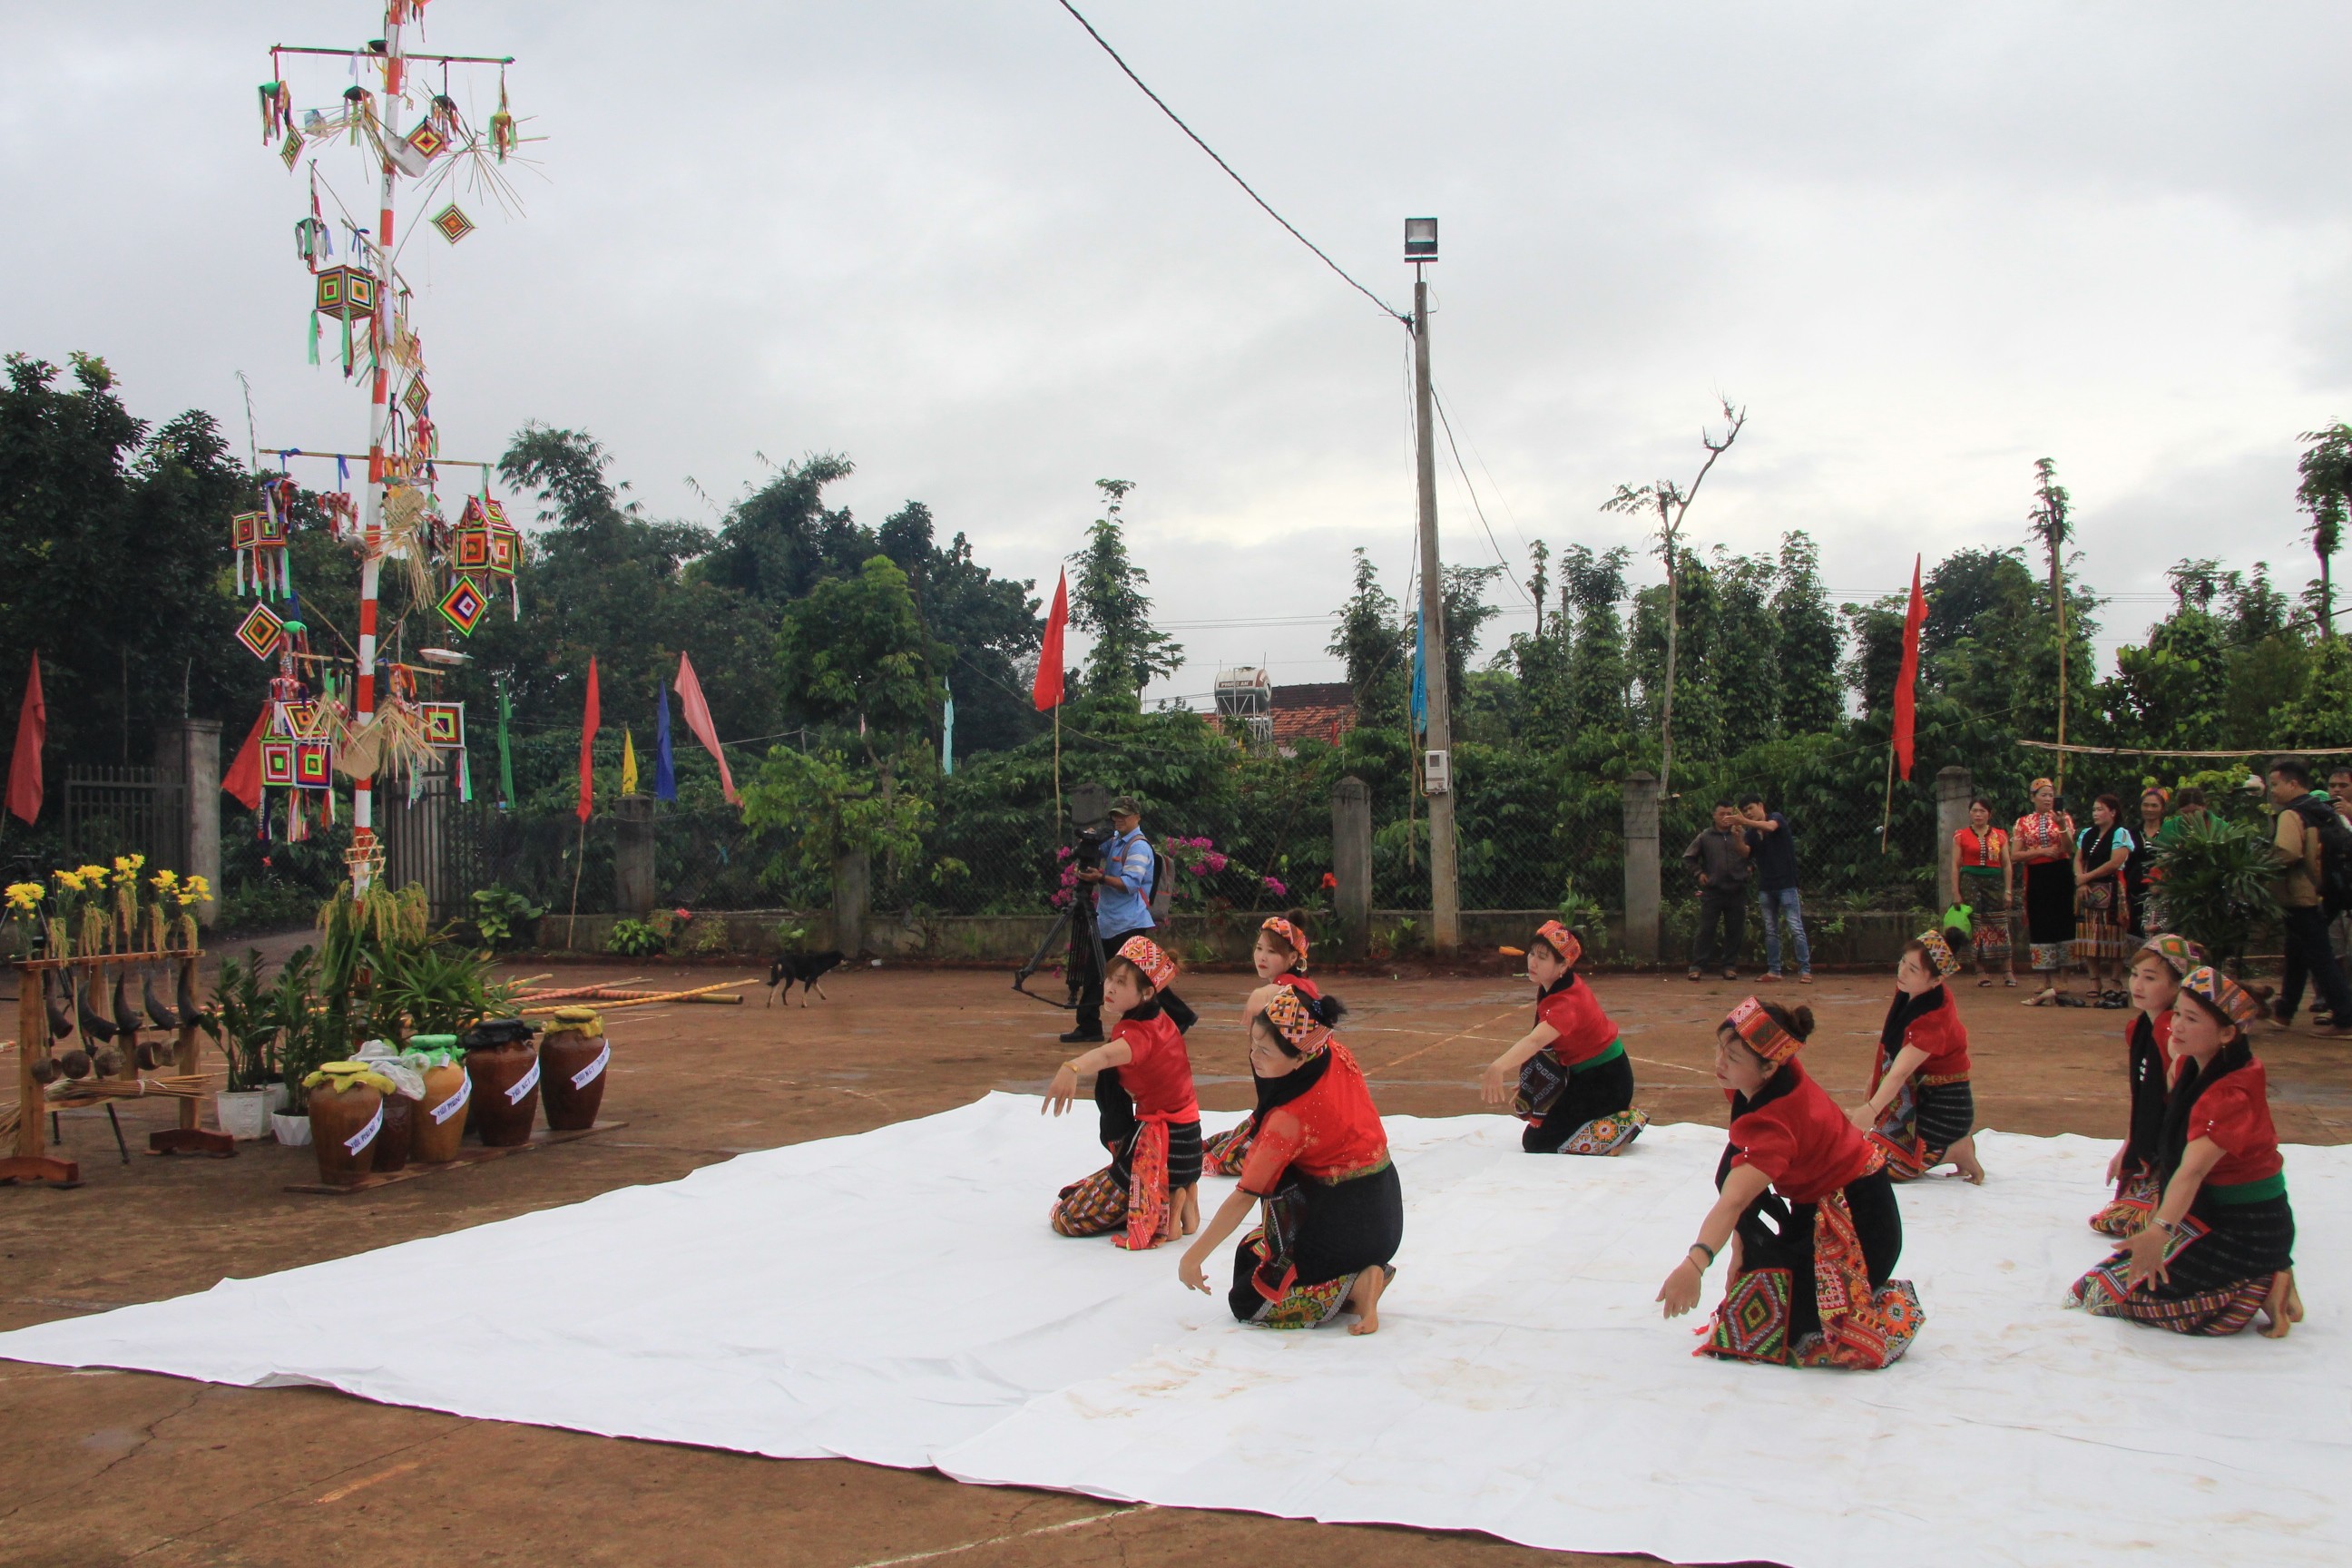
[8,2,2349,714]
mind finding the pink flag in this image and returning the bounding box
[6,652,44,825]
[673,652,738,804]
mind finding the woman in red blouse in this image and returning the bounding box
[1480,920,1646,1153]
[1180,988,1402,1333]
[1950,799,2014,985]
[1658,997,1923,1368]
[2089,932,2200,1236]
[1852,929,1984,1183]
[2070,966,2303,1337]
[1044,937,1202,1250]
[1203,914,1323,1178]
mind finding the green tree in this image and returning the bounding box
[1067,480,1182,702]
[1713,548,1782,753]
[740,746,932,900]
[875,501,1043,756]
[1560,544,1631,736]
[2296,423,2351,640]
[700,452,864,607]
[1328,548,1407,729]
[777,554,942,760]
[1773,532,1841,734]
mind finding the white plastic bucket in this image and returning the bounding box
[270,1112,313,1146]
[215,1090,272,1141]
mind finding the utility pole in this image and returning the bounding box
[1406,218,1458,956]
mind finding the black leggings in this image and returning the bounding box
[1226,1161,1405,1322]
[1731,1169,1902,1339]
[1523,1053,1635,1153]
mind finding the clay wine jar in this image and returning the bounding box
[411,1060,471,1162]
[371,1094,416,1174]
[461,1019,542,1148]
[307,1079,385,1187]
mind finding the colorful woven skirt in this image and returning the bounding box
[2073,892,2132,964]
[1050,1119,1202,1242]
[1521,1049,1642,1155]
[1867,1075,1974,1181]
[1201,1114,1255,1178]
[1228,1159,1403,1328]
[2088,1167,2161,1239]
[2023,859,2075,971]
[2069,1193,2295,1336]
[1701,1171,1920,1369]
[1960,872,2011,966]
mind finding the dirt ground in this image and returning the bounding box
[5,952,2348,1568]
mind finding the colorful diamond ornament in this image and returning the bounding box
[235,602,286,660]
[436,575,488,636]
[430,203,475,243]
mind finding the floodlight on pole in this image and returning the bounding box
[1405,217,1439,263]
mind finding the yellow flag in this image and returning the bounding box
[621,727,639,796]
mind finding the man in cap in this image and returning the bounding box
[1065,795,1161,1043]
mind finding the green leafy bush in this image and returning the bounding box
[608,918,664,957]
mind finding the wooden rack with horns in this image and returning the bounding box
[6,951,229,1189]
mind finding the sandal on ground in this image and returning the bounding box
[2024,988,2056,1006]
[1977,976,1996,987]
[1722,968,1739,981]
[1759,972,1783,984]
[1797,974,1814,985]
[1687,970,1703,983]
[2054,992,2087,1008]
[2004,975,2018,987]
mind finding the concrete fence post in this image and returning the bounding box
[1622,770,1662,965]
[832,849,870,957]
[1331,775,1373,962]
[614,794,656,917]
[1936,766,1974,913]
[152,719,222,927]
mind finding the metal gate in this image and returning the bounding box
[62,766,186,869]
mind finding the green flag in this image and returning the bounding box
[496,680,515,808]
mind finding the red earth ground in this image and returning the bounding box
[4,953,2347,1568]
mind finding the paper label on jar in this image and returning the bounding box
[344,1103,384,1156]
[571,1042,611,1090]
[432,1073,472,1124]
[505,1058,542,1105]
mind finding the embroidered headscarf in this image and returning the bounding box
[1915,929,1962,979]
[1533,920,1582,968]
[1261,987,1330,1059]
[1259,916,1309,966]
[2137,932,2203,980]
[2180,965,2265,1027]
[1115,936,1176,991]
[2030,777,2055,798]
[1724,995,1800,1067]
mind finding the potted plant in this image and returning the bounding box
[207,950,282,1141]
[271,946,339,1145]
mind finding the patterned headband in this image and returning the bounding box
[1916,929,1962,979]
[2030,777,2055,796]
[1260,916,1309,965]
[1533,920,1583,968]
[1724,996,1799,1066]
[1115,936,1176,991]
[2137,933,2204,980]
[2180,965,2265,1027]
[1260,987,1329,1058]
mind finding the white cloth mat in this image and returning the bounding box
[1,1093,2342,1566]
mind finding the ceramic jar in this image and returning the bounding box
[306,1080,384,1186]
[538,1027,611,1132]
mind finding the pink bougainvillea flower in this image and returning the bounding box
[674,907,692,921]
[1057,847,1073,861]
[1262,877,1287,896]
[1206,853,1228,873]
[1188,862,1206,876]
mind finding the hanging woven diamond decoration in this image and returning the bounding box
[235,602,286,660]
[430,203,475,243]
[436,575,488,636]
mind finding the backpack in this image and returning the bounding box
[1147,841,1174,926]
[2288,796,2352,914]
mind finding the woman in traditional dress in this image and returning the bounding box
[1180,989,1401,1333]
[2069,966,2303,1337]
[1950,798,2014,986]
[1480,920,1646,1153]
[1658,997,1923,1368]
[1852,930,1984,1183]
[2090,933,2201,1237]
[1044,936,1202,1249]
[2015,779,2080,1006]
[2074,794,2137,1008]
[2126,788,2170,936]
[1202,914,1321,1177]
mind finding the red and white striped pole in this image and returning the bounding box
[350,0,407,896]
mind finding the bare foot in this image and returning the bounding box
[1346,1264,1394,1336]
[2259,1269,2304,1338]
[1944,1138,1986,1185]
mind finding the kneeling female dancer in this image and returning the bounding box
[1854,929,1984,1183]
[2069,965,2303,1337]
[1480,920,1647,1153]
[1203,914,1321,1177]
[1044,937,1201,1249]
[1659,997,1924,1368]
[1180,989,1401,1333]
[2090,933,2200,1236]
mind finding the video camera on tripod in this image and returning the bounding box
[1013,785,1114,1010]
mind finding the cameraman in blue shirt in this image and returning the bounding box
[1064,796,1161,1044]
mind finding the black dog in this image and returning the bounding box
[767,949,847,1008]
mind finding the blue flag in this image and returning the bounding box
[653,676,677,801]
[1410,600,1428,734]
[942,687,956,777]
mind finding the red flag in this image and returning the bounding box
[1894,554,1926,780]
[672,652,738,805]
[5,652,44,825]
[577,657,601,822]
[221,707,269,812]
[1033,570,1069,711]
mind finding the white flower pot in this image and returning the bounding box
[271,1112,313,1147]
[263,1083,290,1114]
[215,1090,273,1142]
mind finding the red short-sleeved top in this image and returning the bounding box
[2190,1060,2284,1187]
[1238,1049,1388,1196]
[1728,1061,1878,1204]
[1902,995,1972,1079]
[1109,1012,1198,1122]
[1535,977,1619,1068]
[1274,972,1321,1001]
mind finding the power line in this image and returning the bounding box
[1431,384,1539,612]
[1051,0,1409,328]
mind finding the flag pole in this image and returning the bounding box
[1879,742,1897,854]
[1052,701,1062,829]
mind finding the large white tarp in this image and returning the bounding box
[0,1093,2341,1566]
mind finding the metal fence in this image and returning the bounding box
[62,765,186,869]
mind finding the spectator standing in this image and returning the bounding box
[2015,779,2079,1007]
[1950,798,2014,986]
[2264,758,2352,1036]
[1683,801,1754,982]
[2124,788,2169,936]
[1063,796,1178,1044]
[2326,767,2352,1004]
[2073,794,2136,1008]
[1740,793,1811,985]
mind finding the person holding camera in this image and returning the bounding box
[1065,796,1177,1044]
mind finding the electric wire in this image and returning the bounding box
[1050,0,1409,328]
